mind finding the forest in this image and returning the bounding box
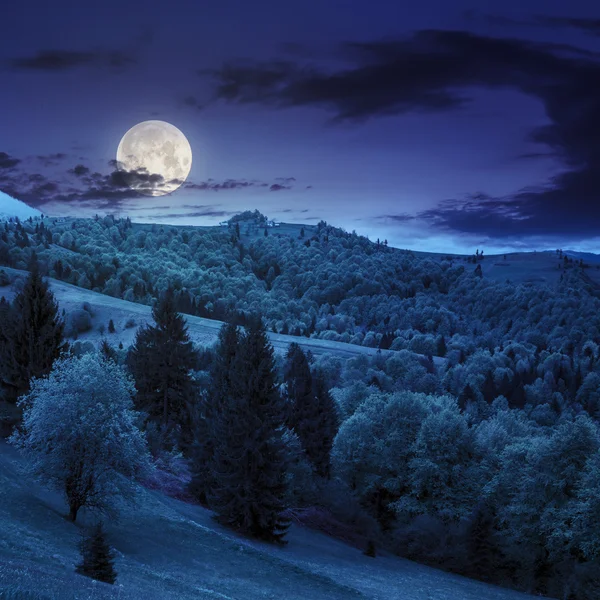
[1,211,600,599]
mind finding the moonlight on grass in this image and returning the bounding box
[116,120,192,196]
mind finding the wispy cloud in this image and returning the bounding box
[0,151,303,212]
[8,49,136,71]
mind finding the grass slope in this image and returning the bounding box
[0,441,542,600]
[0,267,445,365]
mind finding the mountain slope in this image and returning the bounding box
[0,441,540,600]
[0,191,42,221]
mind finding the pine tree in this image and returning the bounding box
[284,342,313,426]
[436,335,447,357]
[308,369,339,478]
[76,522,117,584]
[127,287,198,451]
[108,319,116,333]
[458,383,477,411]
[465,502,503,583]
[189,322,240,505]
[482,370,497,404]
[209,315,290,543]
[99,340,118,363]
[284,344,338,478]
[0,259,65,403]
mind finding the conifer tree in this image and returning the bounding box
[308,369,339,478]
[0,259,65,403]
[99,339,118,363]
[76,522,117,584]
[209,315,290,543]
[189,321,240,504]
[285,344,338,478]
[458,382,477,411]
[465,501,504,583]
[127,287,197,450]
[284,342,313,426]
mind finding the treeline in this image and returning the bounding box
[2,213,598,360]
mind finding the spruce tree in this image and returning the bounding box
[209,315,290,543]
[99,339,118,363]
[127,287,198,450]
[0,259,65,403]
[285,344,338,478]
[189,321,240,505]
[76,522,117,584]
[284,342,313,426]
[308,369,339,478]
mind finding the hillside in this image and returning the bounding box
[0,440,540,600]
[0,267,444,366]
[0,191,41,221]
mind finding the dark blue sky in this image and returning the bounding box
[1,0,600,252]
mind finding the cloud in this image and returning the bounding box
[183,178,296,192]
[0,153,302,212]
[534,15,600,36]
[69,164,90,177]
[204,29,600,239]
[0,152,20,169]
[182,95,204,110]
[144,209,236,219]
[379,213,416,223]
[463,11,600,38]
[8,49,136,71]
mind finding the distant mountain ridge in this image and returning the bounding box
[0,191,42,221]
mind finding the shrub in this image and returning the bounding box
[69,309,92,334]
[0,269,9,286]
[124,317,136,329]
[81,301,94,315]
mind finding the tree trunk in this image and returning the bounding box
[163,386,168,425]
[69,503,79,522]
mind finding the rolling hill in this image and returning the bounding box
[0,266,445,365]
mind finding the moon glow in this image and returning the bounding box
[116,120,192,196]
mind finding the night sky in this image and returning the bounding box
[2,0,600,253]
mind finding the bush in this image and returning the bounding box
[0,269,9,287]
[124,317,136,329]
[71,341,95,357]
[81,301,94,315]
[69,309,92,334]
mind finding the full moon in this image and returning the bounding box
[116,120,192,196]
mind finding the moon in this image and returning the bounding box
[116,120,192,196]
